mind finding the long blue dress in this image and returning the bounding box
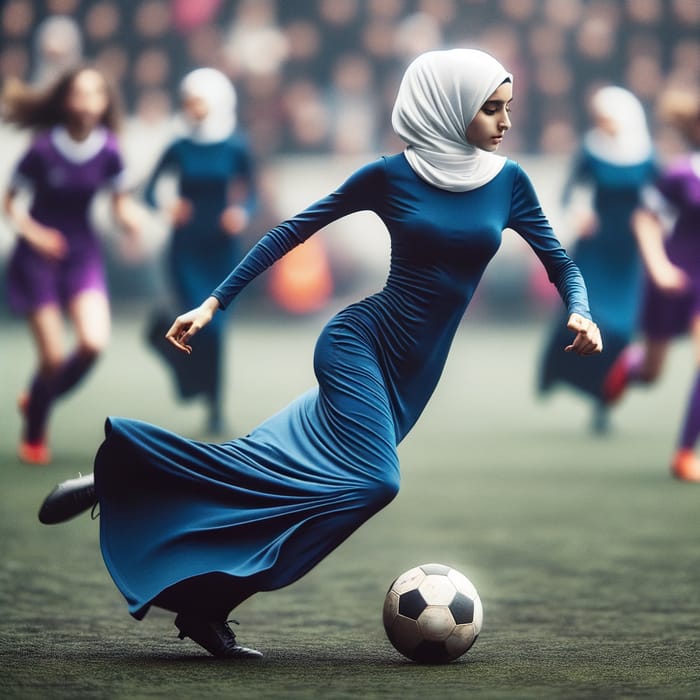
[96,154,590,620]
[143,134,256,409]
[539,148,657,400]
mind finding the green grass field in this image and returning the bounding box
[1,312,699,699]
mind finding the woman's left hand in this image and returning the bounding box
[565,313,603,355]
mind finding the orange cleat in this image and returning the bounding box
[17,391,51,446]
[671,449,700,482]
[18,440,52,466]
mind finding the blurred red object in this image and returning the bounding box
[171,0,222,33]
[268,237,334,315]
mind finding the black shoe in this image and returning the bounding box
[174,614,263,659]
[38,473,97,524]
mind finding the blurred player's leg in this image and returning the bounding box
[671,316,700,481]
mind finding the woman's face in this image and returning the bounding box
[465,82,512,152]
[182,94,209,123]
[65,69,110,132]
[593,109,618,136]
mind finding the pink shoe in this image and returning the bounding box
[671,449,700,482]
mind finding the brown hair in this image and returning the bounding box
[656,89,700,145]
[1,64,123,132]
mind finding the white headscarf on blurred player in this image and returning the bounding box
[179,68,237,144]
[584,86,653,166]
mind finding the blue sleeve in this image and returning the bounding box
[230,137,258,217]
[143,141,179,209]
[212,159,385,310]
[560,149,591,208]
[508,164,591,320]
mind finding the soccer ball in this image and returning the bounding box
[382,563,483,663]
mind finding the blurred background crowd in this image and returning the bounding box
[3,0,699,157]
[0,0,699,313]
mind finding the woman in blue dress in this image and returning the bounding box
[39,50,602,659]
[538,86,657,433]
[143,68,257,434]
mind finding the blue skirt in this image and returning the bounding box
[95,320,402,619]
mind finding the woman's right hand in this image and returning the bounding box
[22,219,68,261]
[165,297,220,354]
[565,313,603,355]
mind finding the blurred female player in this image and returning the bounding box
[538,86,657,433]
[143,68,257,435]
[2,66,141,465]
[38,49,601,658]
[603,90,700,481]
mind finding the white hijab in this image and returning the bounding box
[584,86,653,165]
[180,68,237,144]
[391,49,512,192]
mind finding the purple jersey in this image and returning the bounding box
[6,126,124,314]
[658,154,700,276]
[642,153,700,338]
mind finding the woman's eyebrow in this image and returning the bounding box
[484,99,513,107]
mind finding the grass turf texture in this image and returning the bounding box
[1,314,699,699]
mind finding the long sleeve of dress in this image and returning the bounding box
[509,166,591,319]
[560,150,590,208]
[213,157,590,319]
[143,143,179,209]
[211,163,381,309]
[232,138,259,218]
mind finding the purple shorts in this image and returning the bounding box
[6,238,107,315]
[640,276,700,340]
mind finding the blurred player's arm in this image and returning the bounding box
[141,143,191,226]
[111,190,143,239]
[632,204,687,294]
[220,140,259,236]
[2,185,66,260]
[561,151,597,239]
